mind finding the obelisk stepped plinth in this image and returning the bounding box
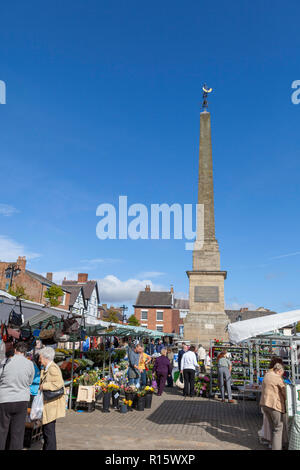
[184,101,229,348]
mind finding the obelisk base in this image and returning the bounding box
[183,312,229,350]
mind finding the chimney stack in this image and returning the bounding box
[17,256,26,271]
[46,272,53,282]
[78,273,88,283]
[170,285,174,294]
[145,285,151,292]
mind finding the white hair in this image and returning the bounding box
[39,346,55,361]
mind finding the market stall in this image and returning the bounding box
[228,310,300,450]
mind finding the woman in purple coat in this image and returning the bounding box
[153,349,172,396]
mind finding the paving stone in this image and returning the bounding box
[30,388,266,450]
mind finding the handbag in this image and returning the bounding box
[63,314,80,335]
[43,387,65,402]
[39,320,56,344]
[20,322,32,341]
[6,327,20,340]
[53,329,70,343]
[8,310,23,328]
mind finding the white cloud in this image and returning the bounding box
[97,275,166,304]
[137,271,165,278]
[0,204,19,217]
[51,271,78,284]
[0,235,40,261]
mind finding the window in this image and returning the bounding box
[179,325,184,336]
[141,323,148,328]
[156,310,163,321]
[141,310,148,320]
[60,292,66,306]
[156,325,164,332]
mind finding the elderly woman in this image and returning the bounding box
[153,349,172,396]
[39,347,65,450]
[260,362,286,450]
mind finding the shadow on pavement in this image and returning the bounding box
[146,397,264,450]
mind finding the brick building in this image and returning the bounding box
[133,285,187,334]
[0,256,70,309]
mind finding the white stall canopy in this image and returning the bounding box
[228,309,300,344]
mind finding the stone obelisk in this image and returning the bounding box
[184,87,229,348]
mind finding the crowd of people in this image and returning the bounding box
[0,335,293,451]
[0,342,65,450]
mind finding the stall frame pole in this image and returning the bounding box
[68,340,75,410]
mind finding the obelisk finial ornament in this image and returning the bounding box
[202,84,212,111]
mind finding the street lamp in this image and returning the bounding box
[5,264,21,289]
[120,304,128,324]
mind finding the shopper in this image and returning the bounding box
[180,345,199,397]
[0,342,35,450]
[198,344,206,373]
[178,343,188,373]
[260,362,287,450]
[156,339,164,354]
[217,349,235,403]
[39,347,65,450]
[166,348,174,387]
[29,353,41,406]
[153,349,172,396]
[146,339,156,355]
[127,343,142,387]
[138,346,151,387]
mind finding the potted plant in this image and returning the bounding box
[135,389,146,411]
[120,398,132,413]
[124,385,137,402]
[108,383,120,409]
[144,386,154,408]
[101,385,111,413]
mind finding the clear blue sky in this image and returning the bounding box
[0,0,300,313]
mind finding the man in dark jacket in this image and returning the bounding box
[153,349,172,396]
[146,339,156,356]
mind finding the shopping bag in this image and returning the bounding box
[175,373,184,390]
[0,340,5,363]
[30,390,44,421]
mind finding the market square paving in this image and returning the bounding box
[30,389,265,450]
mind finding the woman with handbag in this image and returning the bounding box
[38,347,65,450]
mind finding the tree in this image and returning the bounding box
[44,285,64,307]
[127,314,140,326]
[7,285,29,299]
[296,322,300,333]
[103,308,120,324]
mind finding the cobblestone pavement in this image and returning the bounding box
[30,388,266,450]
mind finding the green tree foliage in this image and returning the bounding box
[7,285,30,300]
[44,285,64,307]
[296,322,300,333]
[103,308,120,323]
[127,314,140,326]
